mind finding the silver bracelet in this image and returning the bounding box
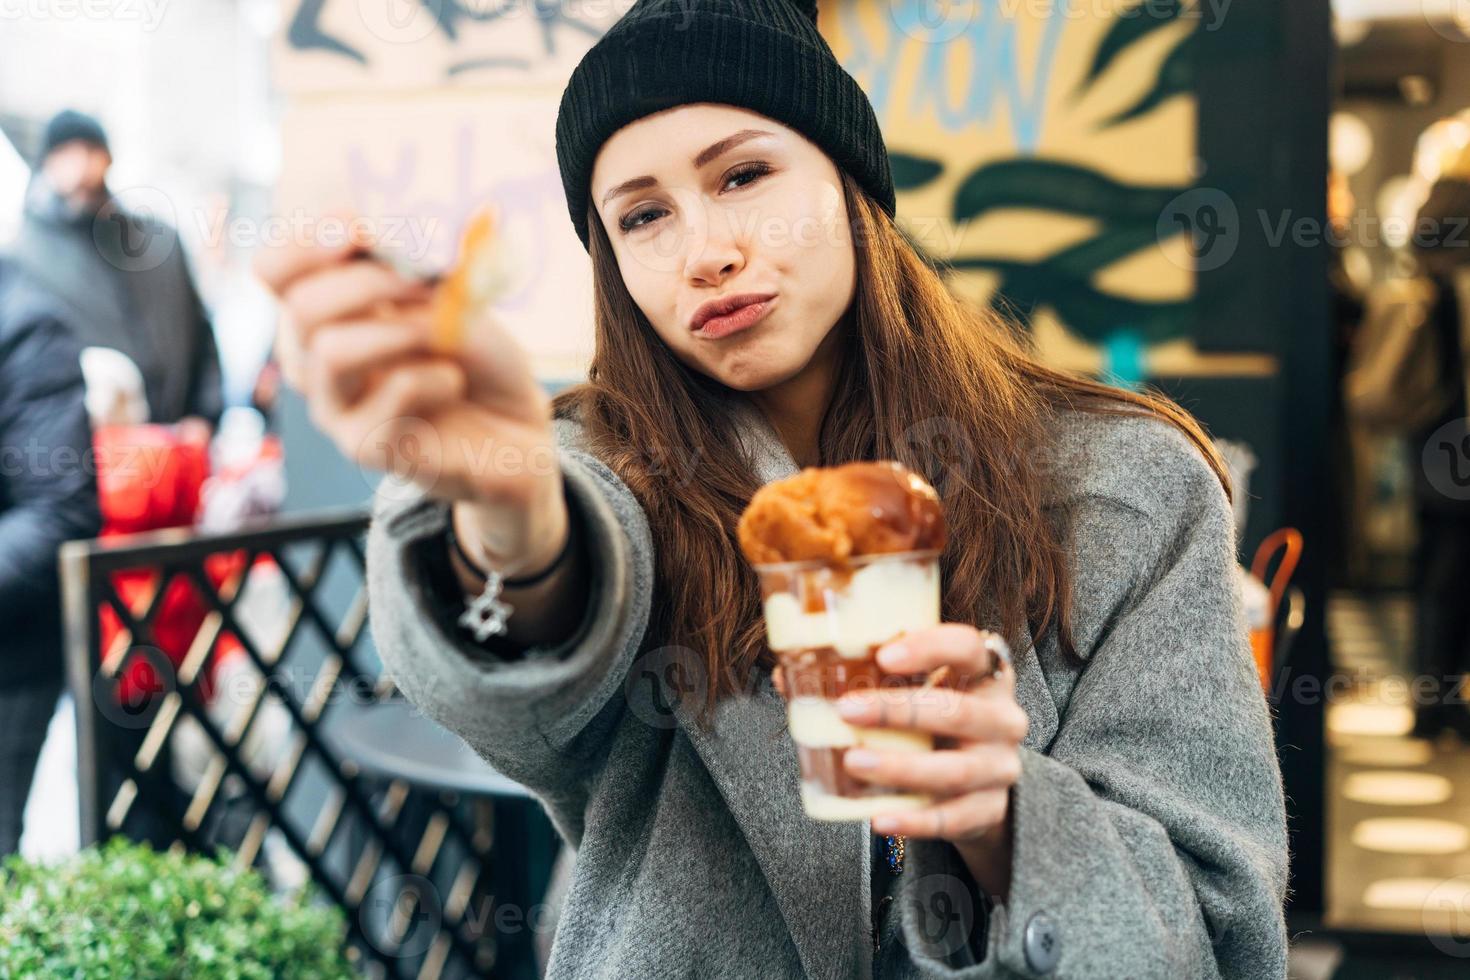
[446,516,574,642]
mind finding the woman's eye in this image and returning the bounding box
[617,164,772,233]
[620,206,667,232]
[724,163,771,191]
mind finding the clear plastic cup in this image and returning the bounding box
[754,548,944,821]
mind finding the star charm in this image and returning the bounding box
[458,570,515,641]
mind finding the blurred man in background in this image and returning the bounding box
[6,109,223,429]
[0,255,101,857]
[1409,133,1470,740]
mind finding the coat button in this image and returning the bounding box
[1023,911,1061,973]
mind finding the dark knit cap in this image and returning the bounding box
[39,109,110,163]
[554,0,894,251]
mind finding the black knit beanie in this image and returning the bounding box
[554,0,895,251]
[39,109,110,164]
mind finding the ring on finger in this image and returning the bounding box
[979,632,1013,681]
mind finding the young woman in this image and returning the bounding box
[254,0,1289,975]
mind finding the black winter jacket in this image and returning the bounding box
[0,259,103,688]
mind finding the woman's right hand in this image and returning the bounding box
[251,216,568,578]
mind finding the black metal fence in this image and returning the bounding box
[58,509,553,979]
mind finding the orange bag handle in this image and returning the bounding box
[1250,528,1303,620]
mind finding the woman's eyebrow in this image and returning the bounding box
[600,128,777,208]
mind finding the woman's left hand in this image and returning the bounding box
[832,624,1026,896]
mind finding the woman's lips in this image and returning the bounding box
[692,297,776,340]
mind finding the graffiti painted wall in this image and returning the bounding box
[269,0,1267,384]
[269,0,628,380]
[827,0,1272,383]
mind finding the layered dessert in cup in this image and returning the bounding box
[737,461,951,821]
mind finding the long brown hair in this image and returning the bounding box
[552,170,1231,731]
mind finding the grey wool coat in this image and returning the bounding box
[365,396,1290,979]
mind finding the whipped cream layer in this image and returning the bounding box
[787,697,933,750]
[761,556,939,658]
[800,786,931,822]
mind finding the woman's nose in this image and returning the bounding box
[682,206,745,284]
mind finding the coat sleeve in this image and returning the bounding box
[896,430,1290,979]
[0,315,103,631]
[180,264,224,428]
[364,415,654,841]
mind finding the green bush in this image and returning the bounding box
[0,837,356,979]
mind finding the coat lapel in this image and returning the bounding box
[673,399,1059,980]
[678,687,870,980]
[677,397,870,980]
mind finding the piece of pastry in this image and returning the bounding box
[429,205,517,350]
[367,204,518,350]
[737,460,946,566]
